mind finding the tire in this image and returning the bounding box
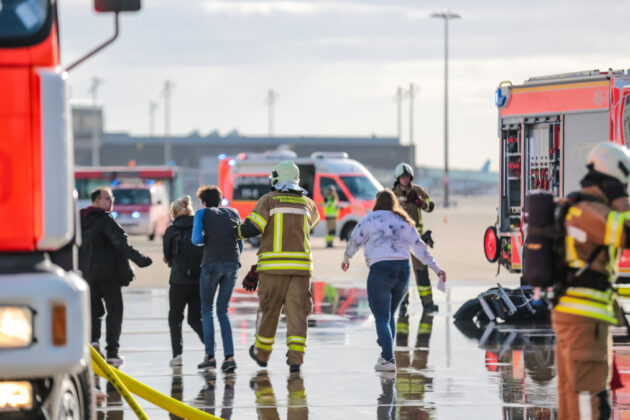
[54,367,93,420]
[340,222,357,242]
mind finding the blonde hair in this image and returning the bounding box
[373,189,415,226]
[170,195,194,219]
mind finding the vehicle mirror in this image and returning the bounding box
[94,0,141,12]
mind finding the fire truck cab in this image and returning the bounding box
[484,69,630,277]
[218,150,383,242]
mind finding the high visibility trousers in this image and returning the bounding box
[325,218,336,246]
[253,273,312,366]
[552,310,612,420]
[398,266,433,320]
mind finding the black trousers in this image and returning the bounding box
[88,278,123,357]
[169,283,204,357]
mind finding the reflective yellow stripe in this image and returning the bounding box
[259,252,311,260]
[565,287,612,304]
[396,323,409,334]
[615,213,625,248]
[565,236,585,268]
[605,212,619,246]
[273,213,283,252]
[303,215,310,253]
[566,207,582,220]
[255,334,275,344]
[288,344,305,353]
[237,225,245,239]
[560,295,613,312]
[417,286,432,296]
[255,341,273,351]
[247,212,267,231]
[289,390,306,399]
[255,388,275,398]
[287,336,306,344]
[418,323,432,334]
[554,302,617,324]
[257,261,313,271]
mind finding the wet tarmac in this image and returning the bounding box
[95,281,630,419]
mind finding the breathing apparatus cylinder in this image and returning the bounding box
[523,191,555,288]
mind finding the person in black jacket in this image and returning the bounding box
[162,195,204,366]
[79,187,152,367]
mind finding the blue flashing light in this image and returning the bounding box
[228,159,236,167]
[217,153,227,160]
[131,211,141,219]
[495,88,507,108]
[145,179,156,186]
[111,211,119,219]
[111,179,120,187]
[221,198,229,206]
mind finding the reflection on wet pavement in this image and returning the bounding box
[96,282,630,418]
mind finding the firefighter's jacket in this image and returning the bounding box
[392,183,433,235]
[556,186,630,324]
[241,190,319,276]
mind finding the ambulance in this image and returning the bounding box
[483,69,630,278]
[218,150,383,242]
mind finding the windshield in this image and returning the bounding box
[0,0,50,43]
[113,189,151,205]
[340,175,382,200]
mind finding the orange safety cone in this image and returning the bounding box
[443,216,448,223]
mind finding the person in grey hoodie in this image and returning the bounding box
[341,189,446,372]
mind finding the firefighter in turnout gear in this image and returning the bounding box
[323,185,339,248]
[552,142,630,420]
[392,163,438,325]
[237,161,320,373]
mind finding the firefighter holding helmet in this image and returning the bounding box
[323,184,340,248]
[236,161,319,373]
[392,162,437,323]
[552,142,630,419]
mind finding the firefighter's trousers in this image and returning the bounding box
[398,257,433,319]
[325,217,336,246]
[254,273,312,366]
[552,310,612,420]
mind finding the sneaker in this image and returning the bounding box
[197,356,216,371]
[249,345,268,368]
[221,358,237,373]
[289,364,300,373]
[106,354,125,368]
[169,354,183,367]
[422,303,439,314]
[91,342,104,359]
[374,357,396,372]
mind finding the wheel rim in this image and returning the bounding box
[484,227,498,262]
[59,389,81,420]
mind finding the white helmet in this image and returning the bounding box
[587,142,630,184]
[270,160,300,186]
[394,162,414,180]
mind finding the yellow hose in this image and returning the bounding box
[90,346,222,420]
[90,346,148,419]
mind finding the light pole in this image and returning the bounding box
[431,11,460,208]
[89,77,103,166]
[162,80,174,164]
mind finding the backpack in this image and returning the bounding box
[172,227,203,279]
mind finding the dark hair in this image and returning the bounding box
[91,187,112,203]
[373,189,414,226]
[197,185,222,208]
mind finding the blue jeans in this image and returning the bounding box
[367,260,410,361]
[200,261,238,358]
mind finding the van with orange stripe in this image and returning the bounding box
[483,70,630,279]
[218,150,383,243]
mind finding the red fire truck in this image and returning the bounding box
[0,0,138,417]
[483,69,630,277]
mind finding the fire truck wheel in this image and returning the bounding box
[54,367,93,420]
[340,222,356,242]
[483,226,500,263]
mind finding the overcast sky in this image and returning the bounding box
[58,0,630,171]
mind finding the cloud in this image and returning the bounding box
[202,1,429,19]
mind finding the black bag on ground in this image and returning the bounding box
[173,227,203,279]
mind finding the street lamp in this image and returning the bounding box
[431,11,460,208]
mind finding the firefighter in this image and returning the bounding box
[323,185,340,248]
[552,142,630,419]
[237,161,320,373]
[392,163,438,322]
